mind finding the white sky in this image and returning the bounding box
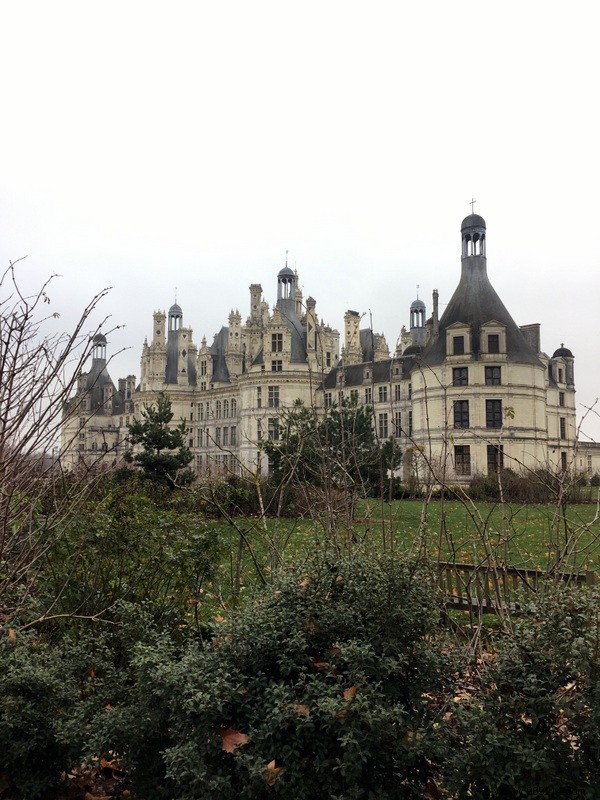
[2,0,599,440]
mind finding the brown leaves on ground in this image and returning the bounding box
[220,726,250,753]
[264,759,283,785]
[58,758,129,800]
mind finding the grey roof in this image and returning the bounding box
[322,356,414,390]
[169,302,183,315]
[211,326,231,383]
[553,346,574,358]
[410,298,426,310]
[93,333,107,344]
[278,266,295,278]
[80,356,126,414]
[461,213,486,231]
[421,255,542,367]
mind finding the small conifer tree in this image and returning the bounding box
[124,393,194,486]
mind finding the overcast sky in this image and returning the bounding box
[2,1,599,441]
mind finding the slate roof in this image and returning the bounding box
[420,255,542,367]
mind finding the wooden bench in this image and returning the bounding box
[437,561,596,615]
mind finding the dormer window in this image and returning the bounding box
[453,336,464,355]
[480,322,506,357]
[488,334,499,353]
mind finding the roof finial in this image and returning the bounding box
[285,249,288,268]
[174,286,178,303]
[470,197,476,214]
[416,283,420,300]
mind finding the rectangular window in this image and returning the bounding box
[408,383,412,399]
[268,418,279,441]
[268,386,280,408]
[189,438,193,448]
[394,384,401,401]
[558,368,564,383]
[223,399,229,418]
[453,400,469,429]
[408,410,413,436]
[486,399,502,429]
[199,404,204,421]
[271,333,283,352]
[325,392,332,408]
[378,413,388,439]
[560,417,566,439]
[326,352,331,367]
[561,451,568,471]
[488,334,500,353]
[257,420,262,440]
[231,426,237,445]
[271,360,283,372]
[257,387,262,408]
[201,360,207,376]
[215,427,221,445]
[201,381,207,391]
[487,445,504,474]
[453,336,465,355]
[198,429,204,447]
[394,411,402,437]
[453,367,468,386]
[454,445,471,476]
[222,427,229,446]
[378,386,388,402]
[216,401,221,419]
[365,387,372,404]
[559,391,565,407]
[587,455,592,475]
[350,389,359,404]
[485,366,501,385]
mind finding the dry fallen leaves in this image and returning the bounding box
[264,759,283,785]
[220,727,250,754]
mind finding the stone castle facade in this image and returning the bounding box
[62,212,597,484]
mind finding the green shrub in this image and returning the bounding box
[116,552,450,799]
[444,587,600,798]
[0,634,84,798]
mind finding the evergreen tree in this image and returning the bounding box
[124,394,194,486]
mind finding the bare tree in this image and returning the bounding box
[0,261,115,622]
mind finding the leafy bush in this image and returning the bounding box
[444,587,600,798]
[36,483,219,625]
[103,552,450,799]
[0,633,84,798]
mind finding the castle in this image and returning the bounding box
[62,212,594,484]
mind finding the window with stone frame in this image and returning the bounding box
[453,336,465,355]
[325,392,332,408]
[454,445,471,476]
[271,333,283,352]
[268,385,280,408]
[230,426,237,445]
[268,418,279,441]
[271,360,283,372]
[486,399,502,429]
[350,389,359,404]
[215,427,221,445]
[378,385,388,402]
[365,387,372,404]
[378,413,388,439]
[560,417,566,439]
[559,391,565,407]
[453,400,469,429]
[487,444,504,474]
[394,411,402,437]
[453,367,468,386]
[257,387,262,408]
[394,384,401,401]
[231,399,237,416]
[485,366,501,385]
[215,401,221,419]
[487,334,500,354]
[222,427,229,446]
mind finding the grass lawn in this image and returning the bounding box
[205,497,600,610]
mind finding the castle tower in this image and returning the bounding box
[343,310,362,365]
[409,297,426,348]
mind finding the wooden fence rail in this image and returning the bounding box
[437,561,596,614]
